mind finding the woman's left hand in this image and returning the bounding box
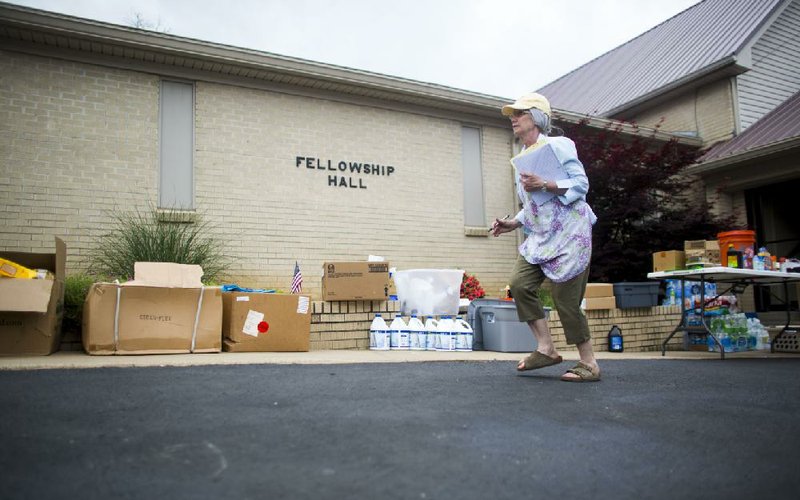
[520,173,546,192]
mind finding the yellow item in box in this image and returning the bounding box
[0,257,39,279]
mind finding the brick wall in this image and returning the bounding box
[0,50,159,256]
[308,302,685,352]
[1,50,521,299]
[60,301,686,353]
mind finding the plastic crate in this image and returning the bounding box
[613,282,659,309]
[773,328,800,353]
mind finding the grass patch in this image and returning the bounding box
[88,205,230,283]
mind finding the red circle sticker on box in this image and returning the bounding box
[258,321,270,333]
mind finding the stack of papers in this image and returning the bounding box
[511,143,567,206]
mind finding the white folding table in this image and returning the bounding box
[647,267,800,359]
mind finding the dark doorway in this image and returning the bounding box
[746,178,800,312]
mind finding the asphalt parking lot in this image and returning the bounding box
[1,357,799,500]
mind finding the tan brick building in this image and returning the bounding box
[0,3,694,303]
[0,4,520,297]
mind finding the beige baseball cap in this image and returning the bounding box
[501,92,551,116]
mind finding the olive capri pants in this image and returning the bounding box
[508,255,591,345]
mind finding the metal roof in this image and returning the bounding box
[698,89,800,163]
[536,0,785,117]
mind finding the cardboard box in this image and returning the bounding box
[82,263,222,355]
[0,237,66,355]
[580,296,617,310]
[684,240,719,251]
[222,292,310,352]
[685,249,720,264]
[653,250,685,272]
[322,261,390,301]
[584,283,614,298]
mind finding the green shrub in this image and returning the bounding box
[62,273,96,334]
[89,205,229,283]
[538,287,555,308]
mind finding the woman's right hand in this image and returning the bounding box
[490,217,521,237]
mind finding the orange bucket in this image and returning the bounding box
[717,230,756,267]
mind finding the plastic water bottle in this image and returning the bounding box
[408,315,425,350]
[437,316,455,351]
[455,316,473,352]
[424,317,439,351]
[369,314,390,351]
[389,314,408,350]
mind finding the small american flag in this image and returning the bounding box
[290,261,303,294]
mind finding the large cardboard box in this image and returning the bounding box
[580,296,617,310]
[82,262,222,355]
[222,293,311,352]
[0,237,66,355]
[584,283,614,298]
[321,261,390,301]
[653,250,685,272]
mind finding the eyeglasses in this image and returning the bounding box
[511,109,529,118]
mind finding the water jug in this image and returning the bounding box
[408,315,426,350]
[437,316,456,351]
[424,317,439,351]
[389,314,408,350]
[455,316,473,351]
[369,314,390,351]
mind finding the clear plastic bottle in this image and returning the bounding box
[754,247,770,271]
[759,327,771,351]
[437,316,455,352]
[389,314,408,350]
[369,314,390,351]
[455,316,473,352]
[408,315,425,351]
[424,317,439,351]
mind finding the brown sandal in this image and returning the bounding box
[560,362,601,382]
[517,351,563,371]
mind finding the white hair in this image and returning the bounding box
[529,108,551,135]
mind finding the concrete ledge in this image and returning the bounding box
[1,349,796,371]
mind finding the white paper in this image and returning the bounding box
[242,310,264,337]
[236,296,250,302]
[297,296,309,314]
[511,143,568,206]
[129,262,204,288]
